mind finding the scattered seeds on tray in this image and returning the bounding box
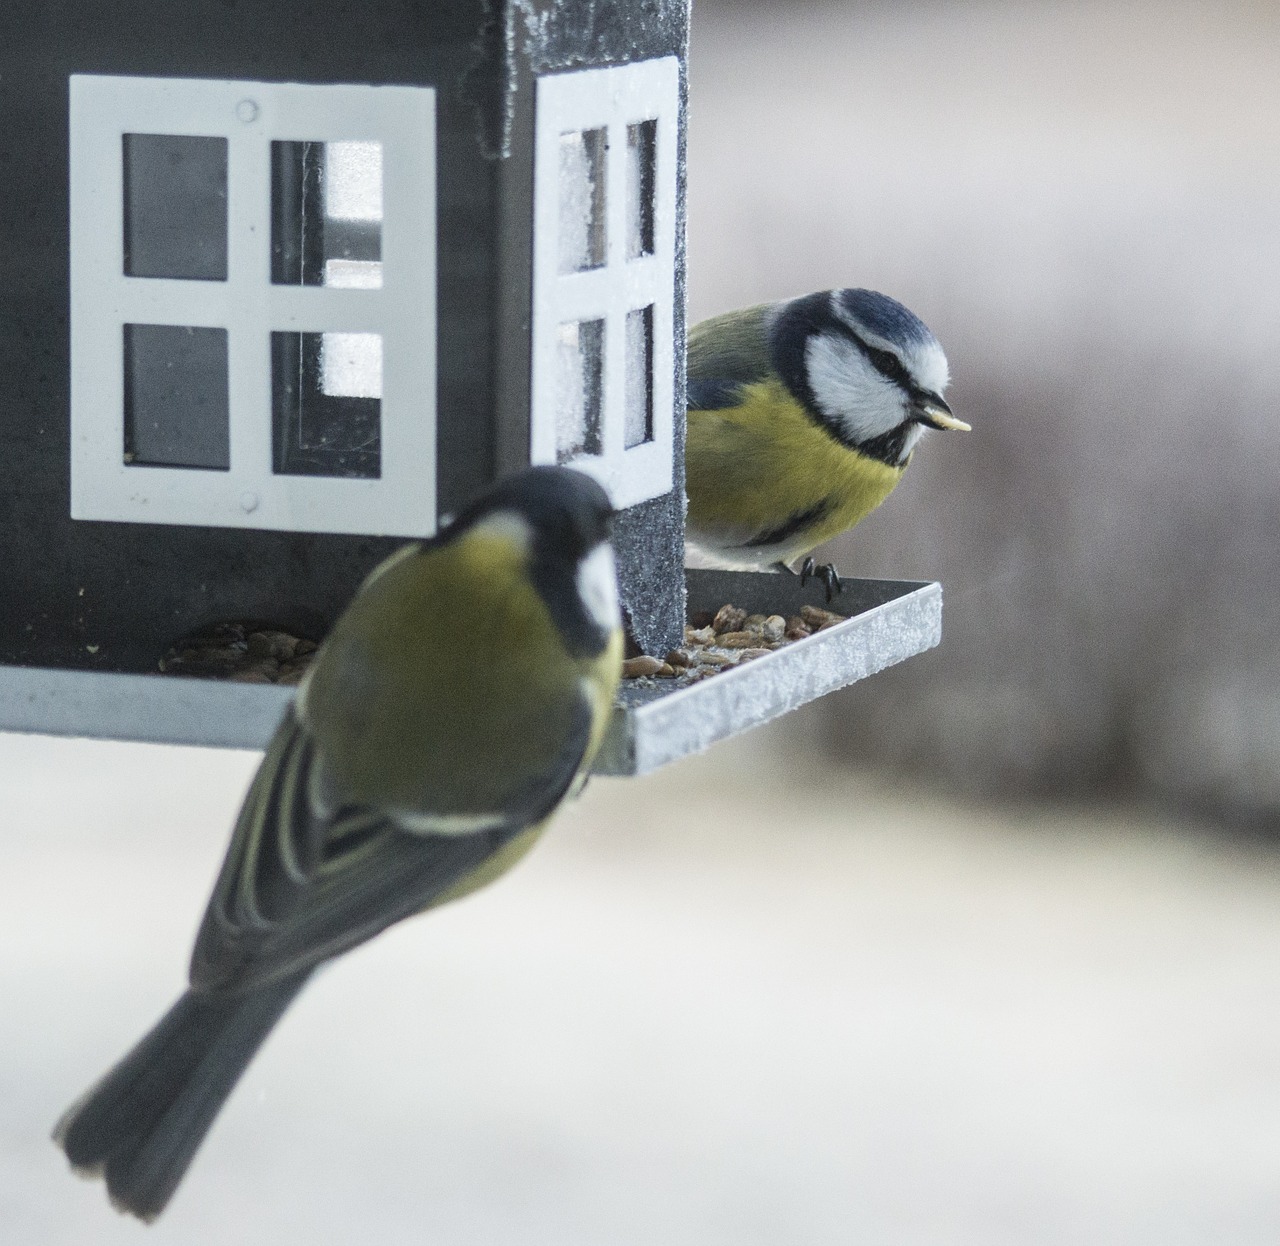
[621,603,847,682]
[159,623,319,685]
[166,603,851,689]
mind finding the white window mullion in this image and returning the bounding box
[113,279,230,329]
[70,74,437,538]
[267,287,386,336]
[226,117,270,485]
[605,119,629,273]
[531,57,679,510]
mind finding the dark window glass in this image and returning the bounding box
[123,324,230,469]
[123,135,228,281]
[624,305,654,448]
[272,331,382,479]
[626,120,657,259]
[555,318,604,459]
[271,141,383,288]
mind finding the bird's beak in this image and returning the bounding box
[914,393,971,432]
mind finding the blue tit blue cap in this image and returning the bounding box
[836,288,938,350]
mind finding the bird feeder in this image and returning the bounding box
[0,0,941,773]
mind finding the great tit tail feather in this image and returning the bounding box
[54,973,309,1221]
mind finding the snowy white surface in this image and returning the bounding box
[4,720,1280,1244]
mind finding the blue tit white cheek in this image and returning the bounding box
[577,541,619,633]
[806,332,908,443]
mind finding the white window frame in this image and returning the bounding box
[530,57,679,510]
[69,74,437,537]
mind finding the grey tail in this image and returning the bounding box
[53,973,309,1222]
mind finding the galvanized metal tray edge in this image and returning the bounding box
[592,579,942,776]
[0,575,942,775]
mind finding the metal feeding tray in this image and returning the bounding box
[0,570,941,773]
[594,570,940,775]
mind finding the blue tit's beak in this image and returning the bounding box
[914,392,971,432]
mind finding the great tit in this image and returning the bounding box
[685,288,969,598]
[54,465,623,1222]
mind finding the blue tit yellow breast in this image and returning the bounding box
[686,377,905,563]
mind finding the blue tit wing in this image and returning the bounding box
[687,303,775,409]
[687,377,748,411]
[189,694,594,994]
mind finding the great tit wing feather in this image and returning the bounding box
[189,691,595,993]
[193,817,519,991]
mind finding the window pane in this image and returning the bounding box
[271,141,383,289]
[320,332,383,400]
[123,324,229,469]
[624,305,654,448]
[555,319,603,460]
[123,134,227,281]
[558,129,606,274]
[271,331,381,479]
[626,120,656,259]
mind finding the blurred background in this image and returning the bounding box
[687,0,1280,828]
[6,1,1280,1241]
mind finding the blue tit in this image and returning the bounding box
[685,288,969,597]
[54,465,623,1222]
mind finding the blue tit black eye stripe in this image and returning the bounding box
[848,332,913,391]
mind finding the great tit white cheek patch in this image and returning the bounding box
[577,542,620,634]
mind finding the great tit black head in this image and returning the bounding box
[455,466,618,658]
[772,288,969,466]
[456,465,613,559]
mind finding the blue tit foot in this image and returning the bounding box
[771,560,798,577]
[800,557,844,603]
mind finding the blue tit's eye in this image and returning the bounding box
[863,343,911,389]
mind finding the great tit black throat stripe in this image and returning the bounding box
[528,543,612,661]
